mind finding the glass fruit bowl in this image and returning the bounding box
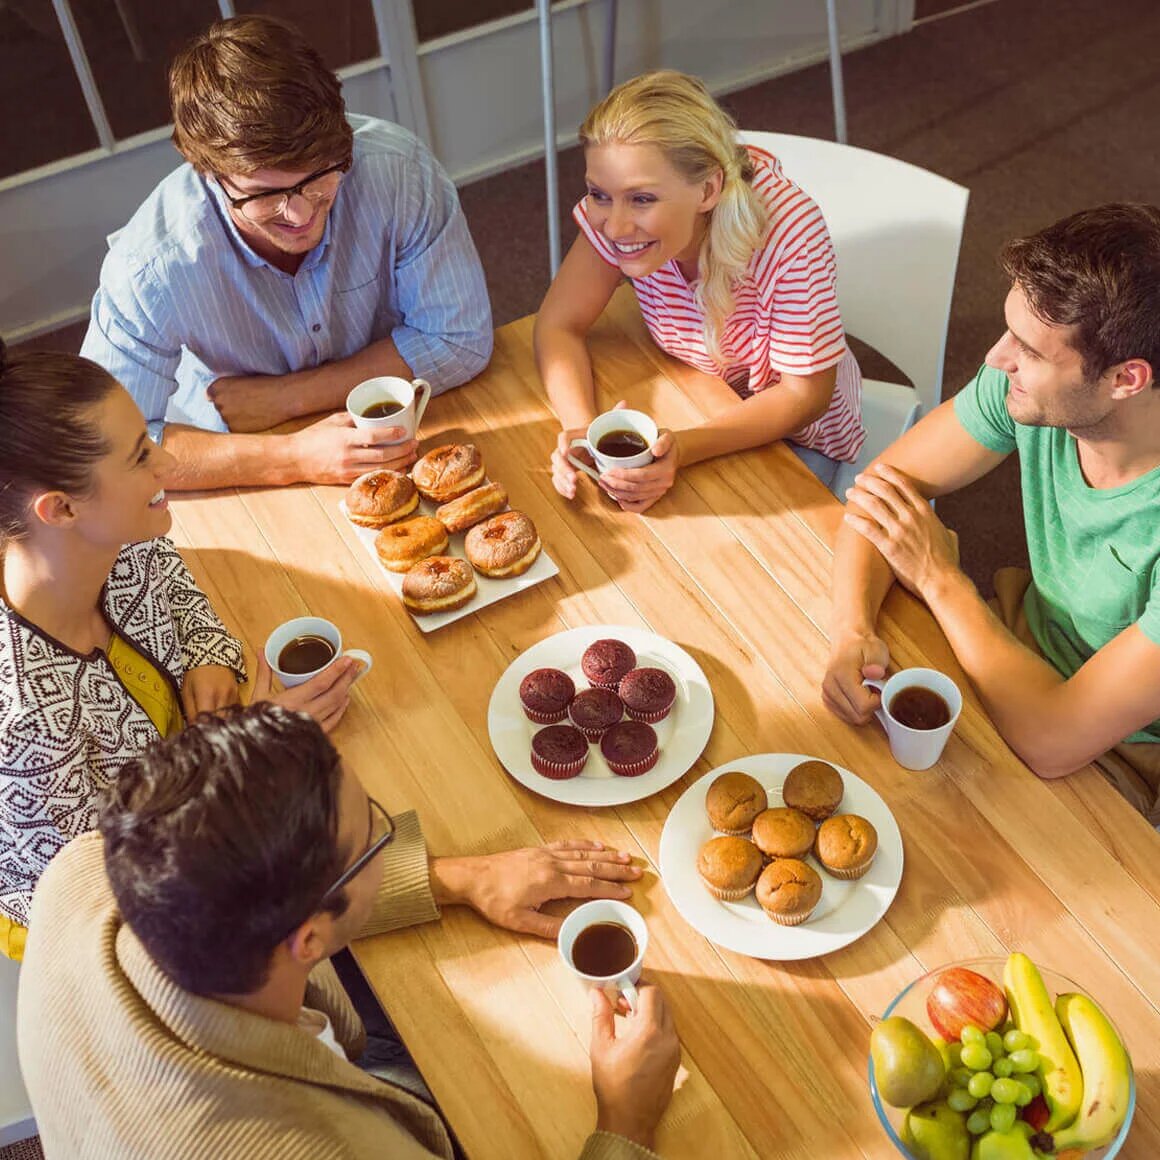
[868,956,1136,1158]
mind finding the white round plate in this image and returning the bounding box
[659,754,903,960]
[487,625,714,807]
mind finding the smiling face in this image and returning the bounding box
[583,142,722,278]
[985,284,1119,430]
[220,163,342,269]
[65,386,175,548]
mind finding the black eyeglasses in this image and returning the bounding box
[319,797,395,904]
[218,160,351,223]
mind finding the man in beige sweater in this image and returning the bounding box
[18,704,679,1159]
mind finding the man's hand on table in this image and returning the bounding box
[251,653,362,733]
[822,631,890,725]
[591,984,680,1150]
[843,464,960,601]
[430,841,643,938]
[290,413,419,484]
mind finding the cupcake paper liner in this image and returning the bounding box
[624,702,674,724]
[760,905,816,926]
[530,751,588,780]
[699,875,757,902]
[521,704,569,725]
[606,749,659,777]
[820,857,875,880]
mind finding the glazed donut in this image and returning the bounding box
[345,469,419,529]
[401,556,478,614]
[374,516,449,574]
[434,481,508,534]
[411,443,485,502]
[464,511,541,578]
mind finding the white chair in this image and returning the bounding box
[1,955,36,1146]
[741,131,969,499]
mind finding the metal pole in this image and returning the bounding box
[537,0,562,276]
[824,0,848,144]
[603,0,618,95]
[51,0,116,152]
[216,0,236,17]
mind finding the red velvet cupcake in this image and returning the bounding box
[580,638,637,690]
[617,667,677,723]
[530,725,589,780]
[519,668,576,725]
[600,721,659,777]
[567,687,623,741]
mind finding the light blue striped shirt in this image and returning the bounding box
[81,115,493,439]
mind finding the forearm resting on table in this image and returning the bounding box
[536,325,600,431]
[922,568,1129,778]
[830,521,896,643]
[676,369,834,467]
[160,424,306,490]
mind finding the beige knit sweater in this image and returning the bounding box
[18,815,658,1160]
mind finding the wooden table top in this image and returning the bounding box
[168,287,1160,1159]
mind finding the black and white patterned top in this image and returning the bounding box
[1,537,246,925]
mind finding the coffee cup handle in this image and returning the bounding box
[566,438,602,482]
[411,379,431,434]
[862,677,889,730]
[342,649,373,683]
[616,977,639,1014]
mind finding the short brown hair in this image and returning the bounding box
[1000,203,1160,380]
[169,15,353,176]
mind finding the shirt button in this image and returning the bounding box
[312,323,321,332]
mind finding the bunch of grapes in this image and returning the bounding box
[944,1024,1042,1136]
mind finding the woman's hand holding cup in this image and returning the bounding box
[600,430,680,513]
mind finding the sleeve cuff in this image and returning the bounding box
[578,1131,661,1160]
[359,810,441,937]
[391,325,491,394]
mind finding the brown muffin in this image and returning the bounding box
[751,807,816,861]
[705,771,768,836]
[814,814,879,880]
[781,760,844,822]
[755,859,823,926]
[696,836,764,901]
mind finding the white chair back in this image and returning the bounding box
[1,955,36,1145]
[741,131,969,494]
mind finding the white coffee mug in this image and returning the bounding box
[863,667,962,771]
[264,616,373,690]
[346,376,431,443]
[558,899,648,1013]
[566,409,658,482]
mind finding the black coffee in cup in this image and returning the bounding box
[277,634,337,675]
[889,685,951,730]
[571,922,637,976]
[361,400,405,419]
[595,430,649,458]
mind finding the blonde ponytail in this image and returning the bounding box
[580,71,768,367]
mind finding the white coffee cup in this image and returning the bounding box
[863,667,962,770]
[346,376,431,443]
[264,616,373,690]
[558,899,648,1013]
[566,409,658,482]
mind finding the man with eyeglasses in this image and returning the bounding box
[80,15,492,491]
[18,703,680,1159]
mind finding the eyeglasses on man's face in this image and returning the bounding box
[319,796,395,905]
[219,160,350,224]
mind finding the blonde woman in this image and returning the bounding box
[536,71,864,510]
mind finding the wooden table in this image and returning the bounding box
[168,288,1160,1159]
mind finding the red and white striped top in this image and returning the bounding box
[574,145,865,463]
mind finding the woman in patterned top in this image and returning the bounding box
[0,342,361,958]
[536,70,864,510]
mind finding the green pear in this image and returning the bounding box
[902,1101,970,1160]
[970,1123,1037,1160]
[871,1016,946,1108]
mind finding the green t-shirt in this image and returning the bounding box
[954,364,1160,744]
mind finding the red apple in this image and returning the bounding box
[925,966,1008,1040]
[1023,1094,1050,1132]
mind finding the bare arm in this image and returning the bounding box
[824,400,1009,723]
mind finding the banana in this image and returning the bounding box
[1002,953,1082,1132]
[1045,992,1132,1152]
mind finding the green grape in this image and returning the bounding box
[947,1088,978,1113]
[967,1071,994,1099]
[992,1057,1014,1078]
[966,1106,993,1135]
[1018,1073,1042,1099]
[960,1043,993,1071]
[1003,1028,1030,1053]
[990,1102,1017,1133]
[985,1031,1005,1058]
[960,1025,985,1045]
[946,1042,963,1067]
[1008,1048,1038,1073]
[950,1067,973,1088]
[1012,1083,1033,1108]
[990,1078,1022,1105]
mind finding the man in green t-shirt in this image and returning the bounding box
[823,204,1160,822]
